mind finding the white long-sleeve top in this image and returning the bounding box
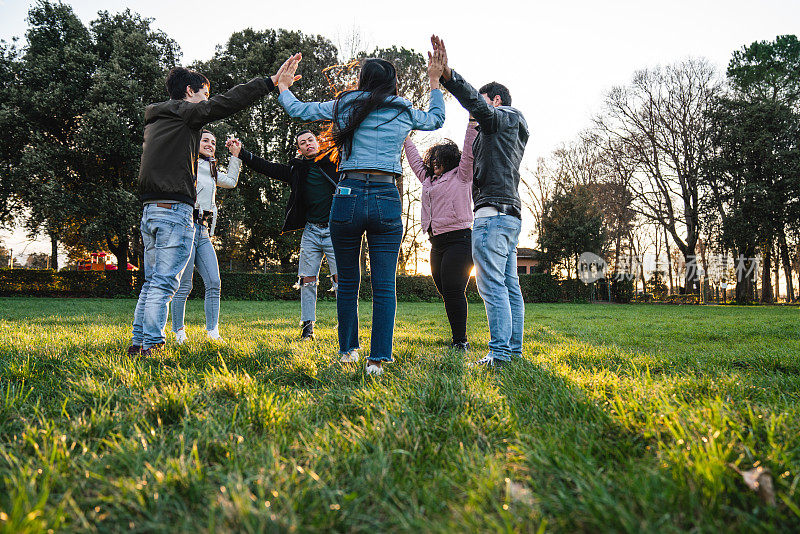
[196,156,240,236]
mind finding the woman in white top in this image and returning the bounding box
[172,129,241,342]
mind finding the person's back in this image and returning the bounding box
[431,34,528,370]
[276,53,446,375]
[469,103,529,212]
[278,94,444,175]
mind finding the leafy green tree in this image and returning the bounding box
[14,0,96,270]
[703,35,800,302]
[538,185,607,279]
[703,98,800,303]
[0,40,26,228]
[727,35,800,106]
[72,9,180,270]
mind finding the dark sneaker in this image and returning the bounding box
[141,343,164,357]
[126,345,141,356]
[469,354,507,370]
[301,320,315,340]
[450,341,470,352]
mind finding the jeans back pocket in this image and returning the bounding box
[330,194,356,224]
[376,194,401,226]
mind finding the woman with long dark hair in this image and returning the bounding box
[275,50,445,375]
[170,129,241,343]
[403,119,478,351]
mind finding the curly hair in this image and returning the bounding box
[423,139,461,178]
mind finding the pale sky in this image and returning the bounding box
[1,0,798,264]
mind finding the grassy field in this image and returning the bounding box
[0,298,799,533]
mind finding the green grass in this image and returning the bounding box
[0,298,799,532]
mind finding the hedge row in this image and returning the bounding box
[0,269,633,303]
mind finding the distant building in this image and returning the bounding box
[517,247,542,274]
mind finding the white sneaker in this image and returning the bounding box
[207,328,221,341]
[174,328,188,345]
[340,349,359,363]
[365,360,383,376]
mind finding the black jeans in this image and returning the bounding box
[430,228,474,344]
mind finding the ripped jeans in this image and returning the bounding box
[298,222,338,322]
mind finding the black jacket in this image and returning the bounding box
[138,77,275,205]
[442,70,529,213]
[238,149,338,233]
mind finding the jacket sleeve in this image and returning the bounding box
[181,77,275,130]
[456,122,479,183]
[216,156,241,189]
[442,70,510,135]
[403,137,428,184]
[409,89,445,131]
[278,90,336,121]
[239,149,292,183]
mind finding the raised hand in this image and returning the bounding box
[226,136,242,158]
[271,53,303,89]
[430,35,451,81]
[427,48,444,89]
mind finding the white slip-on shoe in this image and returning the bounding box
[340,349,359,363]
[365,360,383,376]
[207,328,222,341]
[174,328,188,345]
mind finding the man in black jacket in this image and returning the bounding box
[130,57,299,356]
[233,130,339,340]
[432,35,529,369]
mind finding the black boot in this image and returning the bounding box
[450,340,470,352]
[301,320,315,340]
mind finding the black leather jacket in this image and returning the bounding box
[442,70,529,214]
[238,149,338,233]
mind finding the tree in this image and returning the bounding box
[0,245,11,268]
[703,97,800,303]
[724,35,800,301]
[597,59,720,294]
[72,9,180,272]
[0,40,26,228]
[538,185,606,279]
[25,252,50,269]
[14,0,96,270]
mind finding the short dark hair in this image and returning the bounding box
[479,81,511,106]
[166,67,210,100]
[295,129,315,145]
[423,139,461,177]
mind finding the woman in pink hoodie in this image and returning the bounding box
[404,120,478,350]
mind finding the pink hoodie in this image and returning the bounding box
[404,123,478,236]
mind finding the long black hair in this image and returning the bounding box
[332,58,411,157]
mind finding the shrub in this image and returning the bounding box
[0,269,633,303]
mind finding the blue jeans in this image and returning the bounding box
[171,224,221,332]
[329,178,403,362]
[298,223,338,322]
[472,214,524,361]
[132,203,195,348]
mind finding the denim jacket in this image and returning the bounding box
[278,89,445,175]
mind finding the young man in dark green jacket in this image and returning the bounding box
[234,130,339,340]
[130,56,300,356]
